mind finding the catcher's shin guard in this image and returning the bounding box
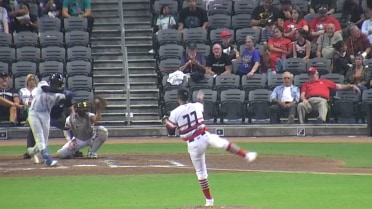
[90,126,108,153]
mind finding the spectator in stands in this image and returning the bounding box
[283,6,308,41]
[40,0,62,18]
[0,0,10,13]
[179,42,206,74]
[0,0,9,33]
[297,67,360,124]
[345,53,370,92]
[62,0,94,36]
[309,0,336,16]
[178,0,208,31]
[251,0,281,29]
[332,40,352,75]
[219,30,239,61]
[292,28,311,61]
[260,17,276,44]
[148,4,177,55]
[361,8,372,44]
[267,25,292,74]
[236,36,261,78]
[269,71,300,124]
[0,72,20,127]
[345,24,371,61]
[205,42,232,75]
[277,0,292,27]
[309,4,341,42]
[342,0,365,28]
[12,3,38,33]
[18,74,37,122]
[315,23,343,59]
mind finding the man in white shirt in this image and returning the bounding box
[269,71,300,124]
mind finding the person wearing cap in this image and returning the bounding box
[315,23,343,59]
[309,0,336,16]
[219,29,239,61]
[179,42,206,75]
[297,67,361,124]
[345,24,371,61]
[162,87,257,207]
[269,71,300,124]
[0,72,21,127]
[205,42,232,75]
[251,0,281,29]
[309,4,341,42]
[178,0,208,31]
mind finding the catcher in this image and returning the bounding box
[56,98,108,159]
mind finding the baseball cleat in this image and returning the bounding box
[205,198,214,207]
[46,159,58,167]
[87,152,98,159]
[31,155,40,164]
[245,152,257,163]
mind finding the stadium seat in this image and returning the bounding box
[65,31,90,48]
[231,14,252,30]
[0,32,13,47]
[192,89,218,122]
[0,47,16,64]
[38,16,61,32]
[183,27,208,45]
[67,74,93,91]
[13,31,39,48]
[39,61,65,80]
[235,28,261,46]
[219,89,246,123]
[333,90,361,123]
[282,58,307,75]
[41,46,66,62]
[16,46,40,63]
[206,0,233,16]
[66,60,92,77]
[307,57,332,75]
[207,14,232,30]
[247,88,272,123]
[67,46,92,62]
[64,16,88,32]
[39,31,64,48]
[11,61,37,78]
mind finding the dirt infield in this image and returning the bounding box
[1,136,372,209]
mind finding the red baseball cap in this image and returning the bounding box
[308,67,318,74]
[220,30,232,38]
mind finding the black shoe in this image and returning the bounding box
[73,151,84,157]
[23,152,31,159]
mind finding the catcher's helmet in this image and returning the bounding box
[49,73,64,88]
[74,101,89,109]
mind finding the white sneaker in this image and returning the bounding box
[245,152,257,163]
[148,49,154,54]
[205,198,214,207]
[88,152,98,159]
[27,148,39,164]
[31,155,40,164]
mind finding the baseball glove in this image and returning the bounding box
[161,115,169,125]
[92,96,107,112]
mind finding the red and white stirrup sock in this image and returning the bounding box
[199,178,212,200]
[226,143,247,157]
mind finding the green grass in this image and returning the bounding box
[1,142,372,209]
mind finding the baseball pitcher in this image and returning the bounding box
[27,73,73,167]
[57,100,108,159]
[163,88,257,207]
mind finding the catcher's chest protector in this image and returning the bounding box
[70,114,94,140]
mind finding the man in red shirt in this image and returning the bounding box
[309,5,341,42]
[297,67,360,124]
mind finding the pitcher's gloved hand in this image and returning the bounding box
[92,96,107,112]
[162,115,169,125]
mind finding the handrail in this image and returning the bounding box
[118,0,131,125]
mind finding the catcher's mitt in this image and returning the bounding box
[92,96,107,112]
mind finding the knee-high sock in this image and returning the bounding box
[226,143,247,157]
[199,178,212,200]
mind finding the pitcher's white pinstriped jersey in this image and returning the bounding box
[29,81,65,113]
[167,102,205,140]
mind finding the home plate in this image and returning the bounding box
[73,164,97,167]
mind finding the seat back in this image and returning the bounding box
[158,44,184,60]
[67,74,93,91]
[39,31,64,48]
[39,61,64,78]
[13,31,39,47]
[215,74,240,92]
[247,88,272,120]
[66,60,92,77]
[208,14,232,30]
[11,61,37,77]
[233,0,258,14]
[241,74,267,99]
[0,32,13,47]
[231,14,252,30]
[293,73,309,89]
[209,28,234,44]
[38,16,61,32]
[267,73,283,90]
[64,17,88,32]
[220,89,245,121]
[192,89,218,120]
[41,46,66,62]
[72,90,94,104]
[235,28,260,45]
[188,74,214,93]
[320,73,345,84]
[13,75,27,90]
[282,58,307,75]
[0,47,16,64]
[186,43,210,57]
[16,46,40,63]
[183,27,208,45]
[67,46,92,62]
[65,31,90,47]
[162,88,179,115]
[333,90,361,121]
[0,62,8,74]
[158,58,181,73]
[307,58,332,75]
[207,0,233,15]
[156,29,182,46]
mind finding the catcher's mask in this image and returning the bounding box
[74,101,90,117]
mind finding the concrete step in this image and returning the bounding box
[91,29,121,38]
[94,89,159,98]
[124,22,152,30]
[103,104,159,114]
[93,59,155,68]
[101,112,160,122]
[93,74,157,83]
[91,45,121,53]
[103,96,159,105]
[94,82,157,90]
[93,66,155,75]
[93,22,120,31]
[125,28,153,37]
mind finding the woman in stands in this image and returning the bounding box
[332,40,352,76]
[267,25,292,74]
[292,28,311,61]
[345,52,370,92]
[283,6,308,41]
[18,74,38,122]
[236,36,261,78]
